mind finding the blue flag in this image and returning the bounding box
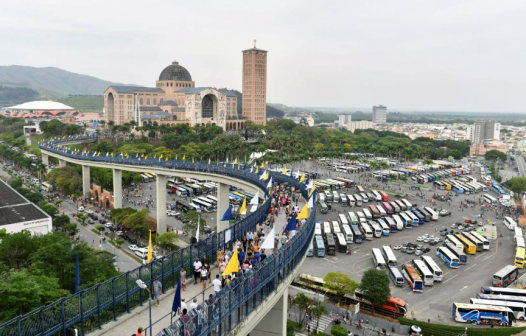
[221,205,232,221]
[75,252,80,293]
[171,278,182,314]
[284,214,297,233]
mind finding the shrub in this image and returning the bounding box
[95,225,104,231]
[115,238,125,246]
[91,228,101,235]
[330,325,347,336]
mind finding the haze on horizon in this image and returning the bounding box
[0,0,525,113]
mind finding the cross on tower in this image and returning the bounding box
[254,39,256,48]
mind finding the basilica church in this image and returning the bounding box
[104,60,244,131]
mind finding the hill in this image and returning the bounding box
[0,65,124,99]
[57,95,104,113]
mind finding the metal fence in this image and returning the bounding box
[0,136,315,336]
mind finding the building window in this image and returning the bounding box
[147,99,150,105]
[153,98,157,105]
[160,99,164,103]
[140,98,143,105]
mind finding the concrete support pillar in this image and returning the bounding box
[42,153,49,169]
[251,287,288,336]
[113,169,122,209]
[82,165,90,198]
[216,183,230,232]
[25,135,32,146]
[59,159,67,168]
[156,174,167,233]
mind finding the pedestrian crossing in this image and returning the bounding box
[307,315,333,332]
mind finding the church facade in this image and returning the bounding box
[104,61,243,130]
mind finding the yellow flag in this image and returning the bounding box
[239,197,247,214]
[165,157,168,161]
[192,157,195,163]
[264,172,269,180]
[297,203,308,219]
[309,186,315,197]
[299,173,305,183]
[147,231,153,263]
[255,167,259,174]
[260,162,264,168]
[160,154,163,159]
[282,167,287,174]
[222,247,239,276]
[182,155,186,160]
[145,155,148,159]
[234,157,238,164]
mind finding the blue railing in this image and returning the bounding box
[0,136,316,336]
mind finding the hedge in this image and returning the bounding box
[399,317,526,336]
[330,325,348,336]
[91,228,101,235]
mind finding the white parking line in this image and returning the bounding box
[465,263,477,271]
[444,274,458,283]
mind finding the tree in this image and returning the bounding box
[41,204,59,217]
[182,211,207,237]
[311,300,328,333]
[504,177,526,194]
[53,214,70,228]
[47,166,82,195]
[115,238,125,247]
[122,209,154,238]
[323,271,359,297]
[0,231,39,269]
[448,149,462,160]
[157,232,179,251]
[291,293,311,326]
[485,149,507,162]
[423,159,433,165]
[358,269,391,308]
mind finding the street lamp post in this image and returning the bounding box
[136,279,153,336]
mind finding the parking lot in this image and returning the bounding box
[300,167,518,324]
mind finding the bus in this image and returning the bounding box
[452,303,516,326]
[332,221,342,235]
[461,232,483,252]
[402,199,412,209]
[377,205,387,218]
[347,194,356,207]
[382,202,394,215]
[335,233,347,253]
[323,222,332,236]
[406,211,419,227]
[192,198,214,212]
[378,219,390,236]
[314,235,325,257]
[518,237,525,249]
[357,211,366,223]
[382,246,397,267]
[437,246,460,268]
[356,185,365,193]
[505,217,518,230]
[417,207,431,222]
[469,299,526,321]
[442,182,452,191]
[411,209,425,225]
[354,194,363,206]
[342,225,353,246]
[412,259,434,286]
[368,205,381,219]
[332,191,340,203]
[484,194,498,204]
[477,294,526,305]
[392,214,404,231]
[188,184,203,196]
[318,201,329,214]
[388,267,405,286]
[351,225,363,244]
[372,190,382,202]
[433,181,444,189]
[445,236,468,264]
[493,265,519,287]
[471,231,490,250]
[515,247,525,269]
[369,221,382,238]
[379,190,389,202]
[363,208,373,220]
[324,190,333,204]
[360,222,374,240]
[390,201,400,213]
[140,174,150,183]
[401,264,424,292]
[481,286,526,297]
[395,200,407,211]
[340,193,349,206]
[348,212,359,225]
[372,248,387,270]
[400,212,412,229]
[314,222,322,236]
[424,207,439,221]
[338,214,349,228]
[455,234,477,255]
[421,256,443,282]
[145,173,155,181]
[325,234,336,255]
[515,227,523,241]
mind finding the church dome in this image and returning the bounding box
[159,61,192,81]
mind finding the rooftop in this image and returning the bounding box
[109,86,164,94]
[0,180,50,226]
[7,101,74,111]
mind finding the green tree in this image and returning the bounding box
[182,211,207,237]
[122,209,154,238]
[47,166,82,195]
[485,149,507,162]
[41,204,59,217]
[448,149,462,160]
[311,300,328,333]
[53,214,70,228]
[358,269,391,308]
[115,238,125,247]
[504,177,526,193]
[0,231,39,269]
[423,159,433,165]
[157,232,179,251]
[323,271,359,297]
[291,293,311,326]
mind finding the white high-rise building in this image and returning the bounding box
[372,105,387,124]
[338,114,352,127]
[467,120,500,143]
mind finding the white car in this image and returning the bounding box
[104,222,113,228]
[77,206,85,212]
[116,231,123,236]
[86,209,94,214]
[451,223,457,228]
[423,234,430,239]
[423,238,429,244]
[128,244,139,251]
[416,236,423,242]
[393,245,402,250]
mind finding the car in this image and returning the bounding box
[417,236,423,242]
[137,242,147,248]
[121,235,130,241]
[429,241,436,246]
[128,244,139,251]
[104,222,113,228]
[393,245,402,250]
[416,245,424,250]
[439,210,452,216]
[455,222,463,226]
[407,247,415,254]
[86,209,94,214]
[440,230,447,236]
[415,249,423,256]
[434,237,441,243]
[401,246,407,253]
[478,222,484,227]
[100,219,107,224]
[88,219,95,224]
[77,206,85,212]
[116,231,123,236]
[423,238,430,244]
[451,223,457,228]
[423,234,430,239]
[403,242,410,248]
[129,237,138,244]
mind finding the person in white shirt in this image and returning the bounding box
[193,258,202,285]
[212,274,222,293]
[189,298,198,312]
[179,298,187,315]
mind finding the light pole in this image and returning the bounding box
[136,279,153,336]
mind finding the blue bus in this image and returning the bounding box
[411,209,425,225]
[451,184,464,194]
[351,225,363,244]
[452,303,516,326]
[492,183,507,196]
[437,246,460,268]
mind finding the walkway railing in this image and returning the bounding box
[0,136,315,336]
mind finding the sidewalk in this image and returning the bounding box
[90,200,305,336]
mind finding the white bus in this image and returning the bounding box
[388,267,405,286]
[402,199,412,209]
[382,246,397,267]
[357,211,366,223]
[370,222,382,238]
[412,259,434,286]
[323,222,332,236]
[362,208,373,220]
[406,211,419,227]
[421,256,443,282]
[395,200,407,211]
[377,206,387,218]
[445,234,464,253]
[400,212,412,229]
[315,222,322,236]
[452,303,516,326]
[424,207,439,221]
[437,246,460,268]
[471,231,490,250]
[338,214,349,228]
[348,212,359,224]
[484,194,497,204]
[517,237,526,249]
[505,217,518,230]
[347,194,356,207]
[354,194,363,206]
[331,221,342,235]
[392,214,404,231]
[469,299,526,321]
[205,195,218,205]
[360,222,374,240]
[514,227,523,240]
[342,225,353,245]
[372,190,382,202]
[372,248,387,270]
[192,198,214,212]
[378,220,390,236]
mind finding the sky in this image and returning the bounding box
[1,0,525,112]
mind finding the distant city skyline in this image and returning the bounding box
[0,0,525,112]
